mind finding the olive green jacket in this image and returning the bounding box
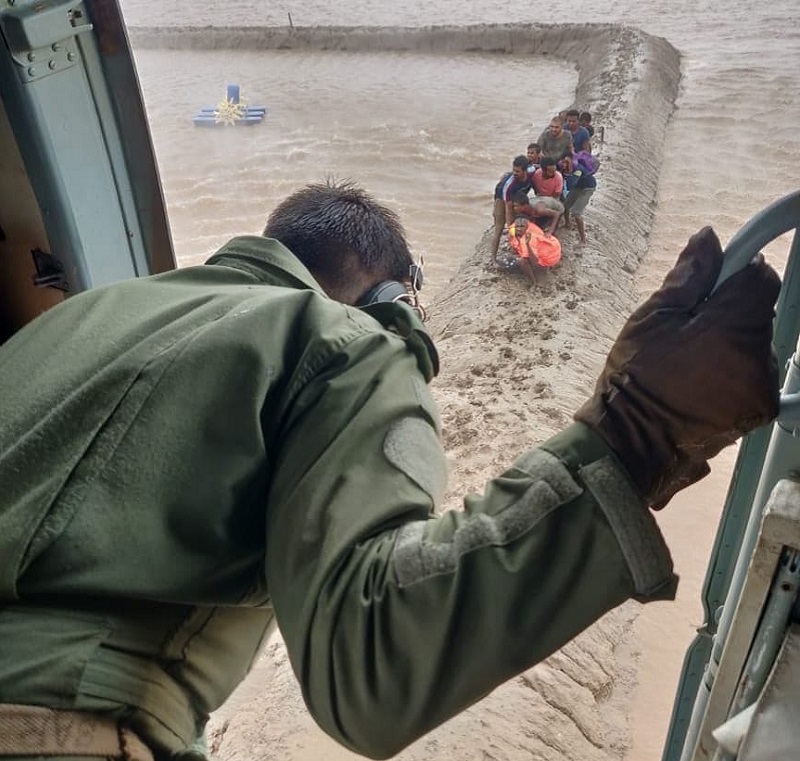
[0,236,675,759]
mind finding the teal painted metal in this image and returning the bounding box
[662,190,800,761]
[711,549,800,761]
[696,194,800,650]
[0,0,174,292]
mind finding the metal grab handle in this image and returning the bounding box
[665,192,800,761]
[713,190,800,426]
[711,190,800,295]
[712,190,800,425]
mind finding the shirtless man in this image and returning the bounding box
[511,191,562,237]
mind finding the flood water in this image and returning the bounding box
[131,47,575,290]
[120,0,800,291]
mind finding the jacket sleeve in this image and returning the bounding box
[264,328,675,759]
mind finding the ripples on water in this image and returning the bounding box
[123,0,800,288]
[134,48,575,289]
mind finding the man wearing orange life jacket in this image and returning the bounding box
[508,216,562,286]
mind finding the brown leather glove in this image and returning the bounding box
[575,226,781,509]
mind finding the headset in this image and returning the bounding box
[357,258,427,322]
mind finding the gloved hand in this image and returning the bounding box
[575,226,781,509]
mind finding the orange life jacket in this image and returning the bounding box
[508,221,562,267]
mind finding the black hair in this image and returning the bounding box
[263,179,412,285]
[512,155,529,170]
[539,156,557,169]
[527,142,541,152]
[579,111,592,123]
[566,109,580,119]
[511,191,530,205]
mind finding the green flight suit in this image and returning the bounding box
[0,236,676,760]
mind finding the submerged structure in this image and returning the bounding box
[192,83,266,127]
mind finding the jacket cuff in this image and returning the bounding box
[541,422,678,601]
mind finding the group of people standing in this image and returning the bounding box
[491,109,599,286]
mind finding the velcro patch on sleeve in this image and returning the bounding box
[383,417,447,506]
[391,449,582,588]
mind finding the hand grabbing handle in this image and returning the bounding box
[575,226,781,509]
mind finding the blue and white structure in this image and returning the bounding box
[193,84,266,127]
